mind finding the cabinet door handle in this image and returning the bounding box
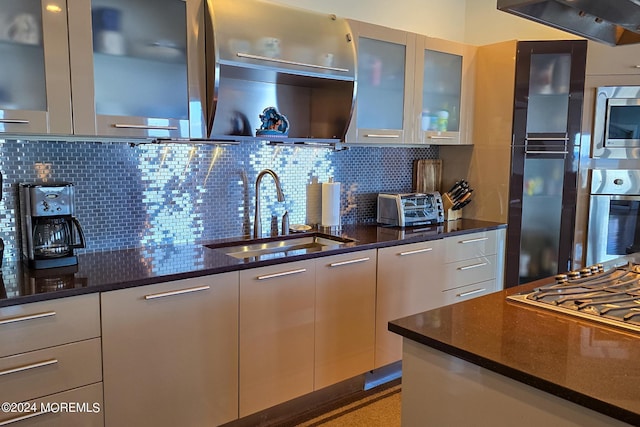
[427,135,454,140]
[0,410,50,426]
[236,52,349,73]
[364,134,400,138]
[144,285,210,300]
[257,268,307,280]
[524,149,568,155]
[525,137,569,142]
[329,257,370,267]
[457,288,486,298]
[460,237,488,244]
[399,247,433,256]
[0,311,56,326]
[0,358,58,377]
[0,119,29,124]
[458,262,488,271]
[113,124,179,130]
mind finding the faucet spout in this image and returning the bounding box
[254,169,285,238]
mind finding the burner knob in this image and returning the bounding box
[580,268,592,277]
[568,270,581,280]
[596,263,604,272]
[590,265,599,274]
[555,274,568,284]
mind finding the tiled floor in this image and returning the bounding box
[295,385,401,427]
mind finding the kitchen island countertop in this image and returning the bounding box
[0,219,505,307]
[389,259,640,426]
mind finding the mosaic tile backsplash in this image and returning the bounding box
[0,139,437,260]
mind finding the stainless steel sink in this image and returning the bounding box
[204,233,354,260]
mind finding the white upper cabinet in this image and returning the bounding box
[0,0,73,135]
[345,20,416,145]
[414,36,475,145]
[68,0,204,139]
[0,0,203,140]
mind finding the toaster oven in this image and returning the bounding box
[377,192,444,226]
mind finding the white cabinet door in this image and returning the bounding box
[315,249,376,389]
[102,273,239,427]
[239,260,315,417]
[376,239,444,368]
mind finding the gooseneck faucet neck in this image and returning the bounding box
[254,169,285,239]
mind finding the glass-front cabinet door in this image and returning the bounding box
[345,20,415,144]
[0,0,72,135]
[415,36,468,145]
[68,0,203,139]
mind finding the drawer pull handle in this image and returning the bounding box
[144,285,210,300]
[0,358,58,377]
[0,119,29,124]
[460,237,488,244]
[364,134,400,138]
[458,262,488,271]
[399,248,433,256]
[457,288,486,298]
[257,268,307,280]
[0,311,56,326]
[113,124,179,130]
[427,135,454,140]
[0,410,50,426]
[330,257,370,267]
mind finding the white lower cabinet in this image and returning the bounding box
[376,240,444,368]
[101,273,239,427]
[239,260,316,417]
[314,249,377,390]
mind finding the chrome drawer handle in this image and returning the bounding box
[0,410,50,426]
[0,311,56,326]
[458,262,488,271]
[113,124,179,130]
[427,136,454,139]
[399,247,433,256]
[524,150,568,155]
[0,119,29,124]
[460,237,488,244]
[364,134,400,138]
[457,288,486,298]
[257,268,307,280]
[329,257,370,267]
[0,359,58,377]
[236,52,349,73]
[525,137,569,141]
[144,285,210,300]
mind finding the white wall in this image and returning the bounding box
[269,0,581,45]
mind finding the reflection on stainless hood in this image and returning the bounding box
[497,0,640,46]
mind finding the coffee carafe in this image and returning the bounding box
[20,183,86,269]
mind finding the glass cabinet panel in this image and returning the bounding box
[356,37,406,130]
[526,53,571,134]
[91,0,188,120]
[0,0,46,111]
[421,49,461,133]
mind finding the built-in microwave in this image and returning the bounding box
[592,86,640,159]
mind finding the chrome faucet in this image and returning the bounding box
[254,169,285,238]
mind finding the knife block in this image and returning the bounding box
[443,193,462,221]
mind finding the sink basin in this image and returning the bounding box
[204,233,354,260]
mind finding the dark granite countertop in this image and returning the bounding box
[0,219,505,307]
[388,258,640,426]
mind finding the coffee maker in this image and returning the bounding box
[20,183,86,269]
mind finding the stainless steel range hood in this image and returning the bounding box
[204,0,356,145]
[497,0,640,46]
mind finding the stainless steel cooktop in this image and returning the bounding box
[507,262,640,333]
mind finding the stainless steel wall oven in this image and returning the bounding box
[587,169,640,265]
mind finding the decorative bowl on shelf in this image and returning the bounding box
[256,106,289,137]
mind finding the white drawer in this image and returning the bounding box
[0,382,103,427]
[444,231,497,262]
[442,279,497,307]
[0,294,100,358]
[443,255,496,290]
[0,338,102,404]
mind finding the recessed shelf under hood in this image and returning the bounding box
[205,0,357,144]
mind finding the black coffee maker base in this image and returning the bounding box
[27,256,78,269]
